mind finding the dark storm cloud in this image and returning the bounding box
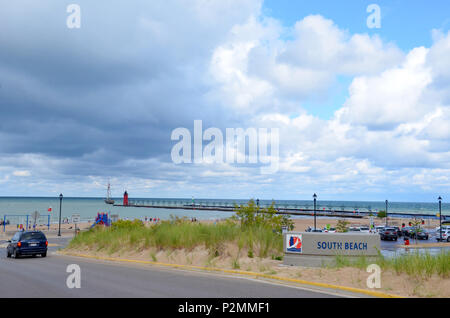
[0,0,255,177]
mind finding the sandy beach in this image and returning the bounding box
[0,215,442,238]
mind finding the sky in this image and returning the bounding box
[0,0,449,202]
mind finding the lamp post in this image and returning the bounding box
[313,193,317,231]
[385,200,388,227]
[58,193,63,237]
[438,196,442,242]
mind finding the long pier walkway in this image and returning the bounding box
[112,200,445,220]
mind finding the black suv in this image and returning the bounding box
[6,231,48,258]
[379,227,398,241]
[392,226,402,237]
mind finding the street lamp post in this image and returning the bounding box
[58,193,63,237]
[438,196,442,242]
[385,200,388,227]
[313,193,317,231]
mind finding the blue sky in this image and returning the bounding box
[263,0,450,119]
[0,1,449,202]
[264,0,450,51]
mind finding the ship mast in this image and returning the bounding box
[104,181,115,204]
[107,182,111,200]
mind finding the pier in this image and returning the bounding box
[113,199,445,220]
[115,201,366,219]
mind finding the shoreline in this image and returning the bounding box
[0,214,443,236]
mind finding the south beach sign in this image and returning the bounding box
[284,232,380,256]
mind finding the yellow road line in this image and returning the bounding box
[59,251,404,298]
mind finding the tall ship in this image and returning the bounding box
[104,182,115,205]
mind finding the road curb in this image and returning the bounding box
[59,251,404,298]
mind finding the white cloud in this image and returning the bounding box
[281,15,404,75]
[337,47,433,129]
[13,170,31,177]
[1,2,449,200]
[208,14,404,114]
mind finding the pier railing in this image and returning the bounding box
[114,200,444,220]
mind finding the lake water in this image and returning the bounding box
[0,197,448,224]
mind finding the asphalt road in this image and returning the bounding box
[0,238,341,298]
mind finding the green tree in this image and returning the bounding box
[377,210,387,219]
[409,219,423,243]
[336,219,349,233]
[231,199,294,233]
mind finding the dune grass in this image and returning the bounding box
[68,219,284,259]
[333,250,450,278]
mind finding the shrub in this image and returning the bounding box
[377,210,387,219]
[231,199,294,233]
[336,219,349,233]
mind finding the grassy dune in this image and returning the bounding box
[68,219,284,259]
[68,218,450,281]
[334,251,450,278]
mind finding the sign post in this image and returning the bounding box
[283,232,381,267]
[110,214,119,223]
[72,214,81,235]
[31,211,40,230]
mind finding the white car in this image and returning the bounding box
[436,229,450,242]
[375,226,385,233]
[359,227,370,233]
[323,227,336,233]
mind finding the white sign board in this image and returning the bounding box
[71,214,81,224]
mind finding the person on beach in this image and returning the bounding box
[404,236,410,246]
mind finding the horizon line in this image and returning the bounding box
[0,196,445,205]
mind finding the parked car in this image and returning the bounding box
[379,227,398,241]
[375,226,385,233]
[359,227,370,233]
[305,227,323,232]
[402,227,414,237]
[392,226,402,237]
[409,229,429,240]
[6,231,48,258]
[323,227,336,233]
[348,227,361,232]
[436,229,450,242]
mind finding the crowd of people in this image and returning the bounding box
[143,216,161,223]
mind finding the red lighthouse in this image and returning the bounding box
[123,191,129,206]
